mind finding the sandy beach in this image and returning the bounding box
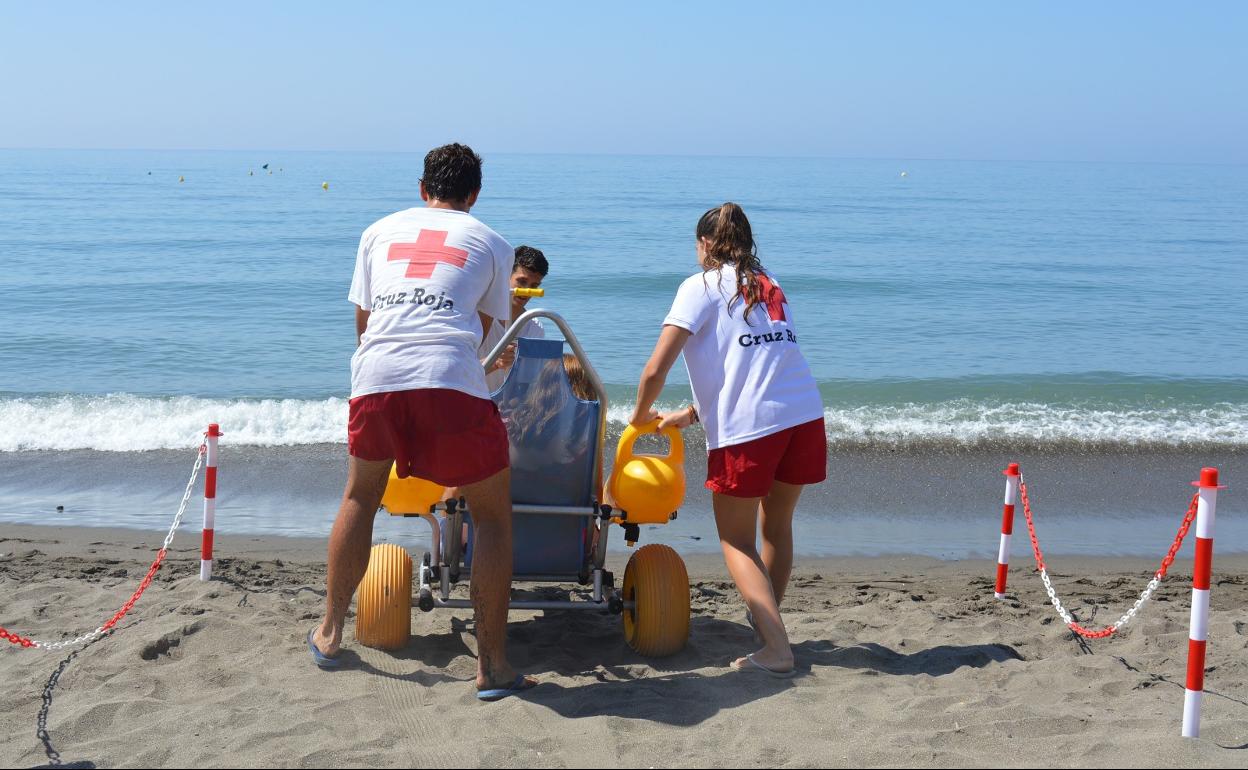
[2,522,1245,768]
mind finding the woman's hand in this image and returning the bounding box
[629,406,659,428]
[658,406,697,431]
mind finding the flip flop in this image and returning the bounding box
[477,674,537,702]
[307,628,341,669]
[731,653,796,679]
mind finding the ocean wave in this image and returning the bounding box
[2,393,1246,453]
[0,394,348,452]
[811,401,1248,450]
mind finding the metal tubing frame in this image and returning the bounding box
[442,571,596,584]
[426,597,633,612]
[482,308,609,496]
[418,557,624,612]
[416,514,442,567]
[512,503,599,516]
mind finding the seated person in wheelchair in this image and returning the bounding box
[447,346,598,542]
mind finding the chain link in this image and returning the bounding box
[2,439,206,651]
[1019,477,1199,639]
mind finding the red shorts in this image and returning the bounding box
[348,388,509,487]
[706,418,827,498]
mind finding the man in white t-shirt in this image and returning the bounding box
[308,143,535,701]
[479,245,549,392]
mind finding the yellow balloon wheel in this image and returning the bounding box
[621,544,690,657]
[355,543,412,650]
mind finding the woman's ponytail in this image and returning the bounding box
[696,202,766,322]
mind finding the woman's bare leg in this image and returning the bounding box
[759,481,802,606]
[713,492,793,672]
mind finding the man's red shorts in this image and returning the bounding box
[348,388,509,487]
[706,418,827,498]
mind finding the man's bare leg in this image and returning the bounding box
[312,456,392,658]
[458,466,532,691]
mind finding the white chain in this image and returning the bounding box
[1037,565,1164,634]
[1022,473,1169,637]
[1038,567,1074,625]
[33,442,206,651]
[1111,575,1162,632]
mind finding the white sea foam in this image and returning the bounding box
[2,394,1245,452]
[600,401,1248,449]
[814,400,1248,448]
[0,394,349,452]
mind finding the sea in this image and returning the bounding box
[1,149,1245,558]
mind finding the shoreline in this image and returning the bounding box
[2,444,1243,559]
[5,521,1248,573]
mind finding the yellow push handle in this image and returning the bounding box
[512,287,544,298]
[607,419,687,526]
[614,419,684,467]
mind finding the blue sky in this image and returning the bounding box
[1,2,1243,162]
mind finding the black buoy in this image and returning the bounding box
[56,505,64,512]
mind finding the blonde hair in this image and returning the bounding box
[562,353,596,401]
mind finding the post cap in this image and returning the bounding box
[1191,467,1227,489]
[1003,463,1020,477]
[207,423,222,437]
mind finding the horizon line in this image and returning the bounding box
[1,145,1244,169]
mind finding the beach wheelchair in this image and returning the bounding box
[356,309,691,657]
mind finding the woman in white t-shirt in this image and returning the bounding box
[630,202,826,678]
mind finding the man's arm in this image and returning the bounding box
[478,311,497,339]
[478,311,515,373]
[355,307,370,347]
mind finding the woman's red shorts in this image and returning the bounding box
[706,418,827,498]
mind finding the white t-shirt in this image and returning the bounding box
[662,266,823,450]
[480,316,546,393]
[348,207,512,400]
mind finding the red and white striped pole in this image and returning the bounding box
[995,463,1021,599]
[200,423,221,581]
[1182,466,1224,738]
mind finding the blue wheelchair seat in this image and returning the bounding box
[464,337,601,577]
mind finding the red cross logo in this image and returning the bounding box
[757,274,788,322]
[387,230,469,279]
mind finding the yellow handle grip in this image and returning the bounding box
[512,287,545,298]
[614,419,685,467]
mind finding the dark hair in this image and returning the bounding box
[513,245,549,277]
[421,143,482,203]
[696,202,765,321]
